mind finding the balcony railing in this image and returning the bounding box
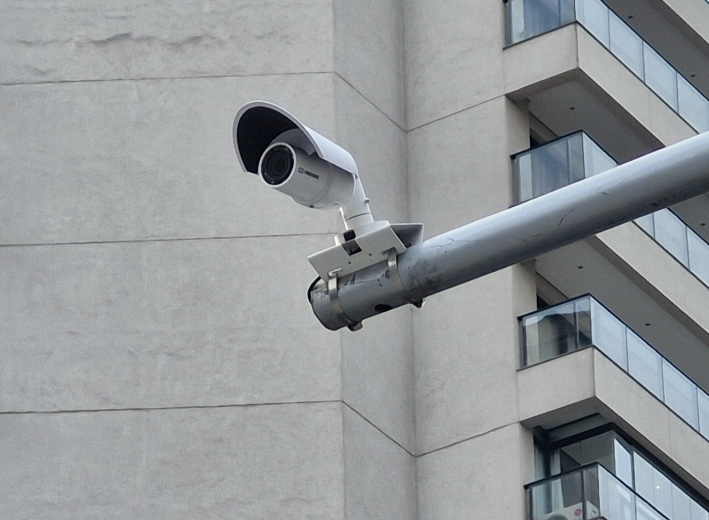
[505,0,709,133]
[635,211,709,287]
[519,295,709,438]
[514,132,615,203]
[513,132,709,288]
[526,463,709,520]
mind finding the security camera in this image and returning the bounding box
[233,101,372,230]
[233,101,424,330]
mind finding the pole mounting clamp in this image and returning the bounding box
[387,249,424,308]
[327,270,362,331]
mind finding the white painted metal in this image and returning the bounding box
[233,100,373,229]
[234,101,358,175]
[309,131,709,330]
[307,221,424,280]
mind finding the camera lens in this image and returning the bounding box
[261,145,294,185]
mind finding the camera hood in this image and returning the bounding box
[233,101,358,177]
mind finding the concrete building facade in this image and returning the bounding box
[1,0,709,518]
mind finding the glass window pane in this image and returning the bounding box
[560,0,576,25]
[530,138,573,198]
[507,0,527,44]
[637,498,666,520]
[697,389,709,441]
[634,454,655,504]
[688,231,709,286]
[643,43,679,110]
[614,439,634,487]
[672,485,692,520]
[663,359,699,428]
[575,297,593,349]
[584,466,602,519]
[583,134,617,177]
[691,499,709,520]
[678,75,709,133]
[556,431,617,474]
[634,454,672,519]
[531,472,584,520]
[568,133,586,184]
[535,441,548,480]
[596,467,636,520]
[609,12,644,79]
[516,151,534,202]
[591,301,628,370]
[654,209,689,267]
[635,214,655,238]
[523,301,581,366]
[517,0,566,42]
[577,0,610,47]
[627,330,664,399]
[651,470,673,518]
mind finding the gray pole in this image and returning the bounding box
[309,131,709,331]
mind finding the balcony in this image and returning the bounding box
[520,295,709,437]
[527,463,709,520]
[513,132,615,203]
[513,132,709,288]
[635,211,709,288]
[505,0,709,133]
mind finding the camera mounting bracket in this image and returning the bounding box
[308,221,424,281]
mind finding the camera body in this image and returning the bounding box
[258,141,355,209]
[233,101,370,227]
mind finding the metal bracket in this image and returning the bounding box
[308,221,424,281]
[387,249,424,309]
[327,270,362,331]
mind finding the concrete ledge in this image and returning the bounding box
[591,224,709,347]
[518,348,709,500]
[504,24,695,154]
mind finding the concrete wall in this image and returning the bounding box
[404,2,538,516]
[0,1,414,518]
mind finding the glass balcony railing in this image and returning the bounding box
[505,0,709,133]
[514,132,616,203]
[635,211,709,287]
[520,295,709,438]
[513,132,709,289]
[527,463,709,520]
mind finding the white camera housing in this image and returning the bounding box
[233,101,423,308]
[258,141,355,209]
[233,101,372,229]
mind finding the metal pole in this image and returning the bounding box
[309,131,709,331]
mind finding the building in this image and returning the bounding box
[1,0,709,518]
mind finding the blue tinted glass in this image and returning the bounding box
[609,12,644,79]
[654,209,689,267]
[663,359,699,428]
[688,231,709,286]
[591,301,628,370]
[583,134,616,177]
[627,330,663,400]
[523,301,579,366]
[678,76,709,133]
[643,43,679,110]
[577,0,610,47]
